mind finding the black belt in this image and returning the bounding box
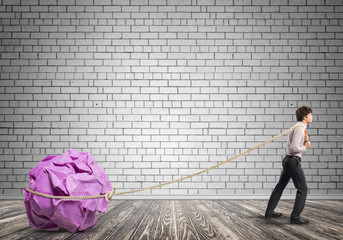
[286,155,301,161]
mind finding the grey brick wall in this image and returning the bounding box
[0,0,342,198]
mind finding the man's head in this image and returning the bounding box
[296,106,313,123]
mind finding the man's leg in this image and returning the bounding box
[287,158,308,220]
[265,157,291,216]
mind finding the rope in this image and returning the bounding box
[25,124,303,201]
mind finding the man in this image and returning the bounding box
[265,106,313,224]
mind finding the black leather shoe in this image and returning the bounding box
[290,218,309,224]
[265,212,282,218]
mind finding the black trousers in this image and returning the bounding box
[265,155,308,220]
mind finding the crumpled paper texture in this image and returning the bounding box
[23,149,112,233]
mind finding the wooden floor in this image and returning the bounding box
[0,200,342,240]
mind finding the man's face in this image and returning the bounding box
[304,113,313,124]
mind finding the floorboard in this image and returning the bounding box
[0,200,342,240]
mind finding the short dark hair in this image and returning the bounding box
[296,106,312,122]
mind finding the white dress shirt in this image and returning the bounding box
[286,122,307,158]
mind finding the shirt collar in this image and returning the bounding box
[297,121,307,129]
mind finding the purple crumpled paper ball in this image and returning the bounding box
[23,149,113,233]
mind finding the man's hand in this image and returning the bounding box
[305,140,311,149]
[304,134,311,149]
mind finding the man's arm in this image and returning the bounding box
[291,127,307,153]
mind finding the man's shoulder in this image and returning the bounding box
[295,122,306,129]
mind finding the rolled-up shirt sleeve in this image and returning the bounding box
[291,127,306,154]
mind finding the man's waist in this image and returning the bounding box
[286,155,302,161]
